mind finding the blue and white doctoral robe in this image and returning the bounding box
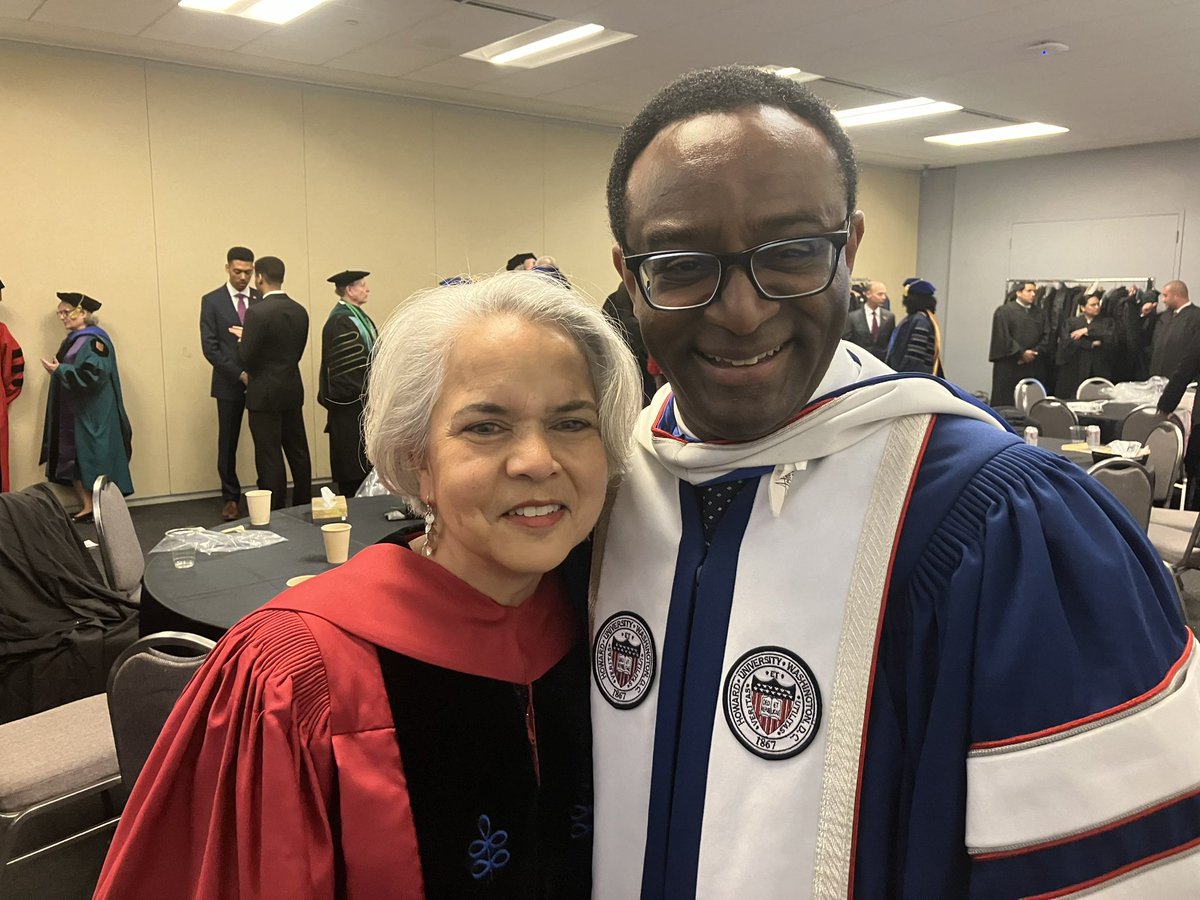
[591,344,1200,899]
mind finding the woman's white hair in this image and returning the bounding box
[364,270,642,502]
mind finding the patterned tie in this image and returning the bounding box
[870,310,879,340]
[695,479,750,545]
[236,293,247,324]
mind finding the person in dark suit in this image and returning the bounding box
[200,247,260,521]
[1154,282,1200,505]
[1144,280,1200,378]
[842,280,894,360]
[232,256,311,510]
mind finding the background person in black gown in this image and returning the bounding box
[989,281,1052,407]
[1055,291,1113,398]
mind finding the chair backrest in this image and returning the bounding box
[93,474,144,603]
[1086,458,1153,531]
[1145,420,1184,505]
[1028,398,1078,438]
[106,631,215,788]
[1120,405,1167,444]
[1076,377,1115,401]
[1014,378,1047,415]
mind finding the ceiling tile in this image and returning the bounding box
[235,4,414,65]
[0,1,43,19]
[403,4,544,55]
[325,40,448,79]
[33,0,176,36]
[139,8,270,51]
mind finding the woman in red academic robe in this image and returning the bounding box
[94,271,642,899]
[0,278,24,492]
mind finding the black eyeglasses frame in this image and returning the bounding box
[623,222,852,311]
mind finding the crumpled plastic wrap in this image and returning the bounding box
[355,468,421,518]
[149,527,288,556]
[1111,377,1167,404]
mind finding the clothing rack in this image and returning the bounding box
[1007,276,1155,288]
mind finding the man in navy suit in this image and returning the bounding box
[842,280,895,360]
[232,255,311,510]
[200,246,260,520]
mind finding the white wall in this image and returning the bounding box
[918,138,1199,397]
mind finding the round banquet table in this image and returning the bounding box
[139,495,419,640]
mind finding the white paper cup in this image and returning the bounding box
[245,489,272,525]
[285,574,317,587]
[321,522,352,564]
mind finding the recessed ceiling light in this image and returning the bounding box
[179,0,238,10]
[761,65,823,84]
[835,97,962,128]
[240,0,329,24]
[177,0,329,24]
[925,122,1069,145]
[462,20,636,69]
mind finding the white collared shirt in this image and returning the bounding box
[226,282,252,317]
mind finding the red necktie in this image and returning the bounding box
[870,310,879,340]
[236,294,247,324]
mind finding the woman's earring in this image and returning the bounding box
[422,501,438,558]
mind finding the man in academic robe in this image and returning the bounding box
[591,65,1199,898]
[200,247,261,520]
[0,277,24,492]
[318,270,376,497]
[989,280,1052,407]
[1145,279,1200,378]
[841,280,894,360]
[232,255,311,510]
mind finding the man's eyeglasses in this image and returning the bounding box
[623,221,850,311]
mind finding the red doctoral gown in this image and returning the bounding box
[94,543,582,899]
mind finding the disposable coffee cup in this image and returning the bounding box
[165,527,204,570]
[245,489,272,525]
[322,522,352,564]
[1023,426,1038,446]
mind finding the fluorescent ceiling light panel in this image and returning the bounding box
[240,0,329,24]
[178,0,238,10]
[836,97,962,127]
[925,122,1069,145]
[462,21,636,69]
[178,0,328,23]
[763,65,823,84]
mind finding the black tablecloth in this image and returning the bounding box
[140,496,418,640]
[1067,401,1141,443]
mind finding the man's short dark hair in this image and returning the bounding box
[607,65,859,250]
[255,256,285,285]
[227,246,254,265]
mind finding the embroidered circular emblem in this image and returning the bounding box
[723,646,822,760]
[593,611,656,709]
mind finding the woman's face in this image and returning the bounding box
[417,316,609,604]
[56,303,85,332]
[1083,296,1101,317]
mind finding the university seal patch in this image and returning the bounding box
[723,646,821,760]
[593,611,656,709]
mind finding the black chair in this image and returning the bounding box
[1148,507,1200,617]
[93,474,144,605]
[1086,457,1153,532]
[1014,378,1046,415]
[1075,377,1115,400]
[1028,398,1078,439]
[106,632,215,790]
[1144,421,1184,507]
[1120,405,1167,445]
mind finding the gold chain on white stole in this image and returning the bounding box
[810,413,932,899]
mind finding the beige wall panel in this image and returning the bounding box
[0,44,166,499]
[854,164,921,311]
[542,122,620,304]
[301,86,436,477]
[145,63,311,497]
[432,107,545,280]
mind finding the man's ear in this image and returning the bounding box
[844,210,866,273]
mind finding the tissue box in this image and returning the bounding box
[312,495,348,520]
